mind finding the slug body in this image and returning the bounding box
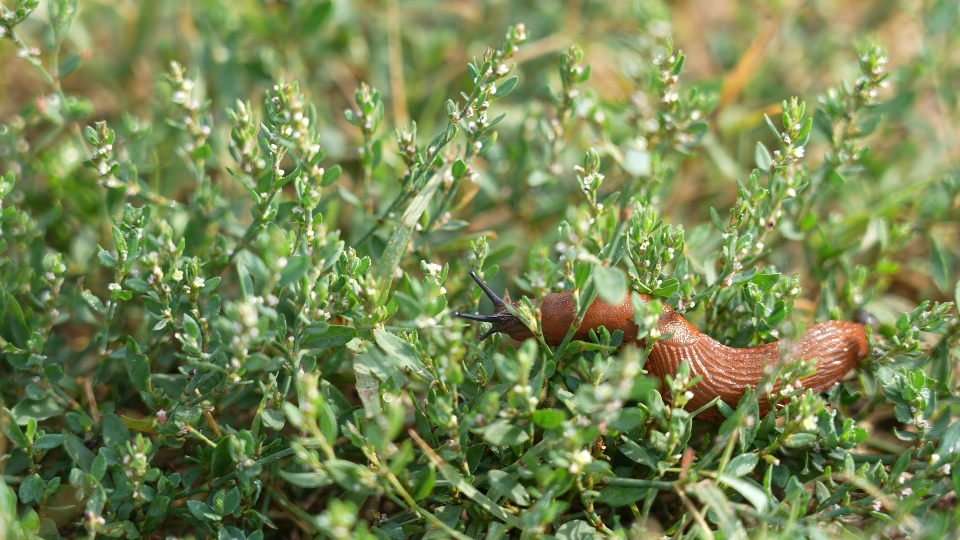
[456,271,868,421]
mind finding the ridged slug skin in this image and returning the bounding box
[644,306,867,421]
[456,273,869,422]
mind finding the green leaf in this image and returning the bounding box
[100,414,129,449]
[298,0,333,36]
[373,329,433,382]
[19,474,45,505]
[187,499,220,521]
[0,408,29,448]
[452,159,467,179]
[718,473,769,512]
[710,207,724,231]
[618,437,657,468]
[594,265,627,305]
[261,409,286,431]
[97,248,117,268]
[354,363,381,418]
[481,421,529,446]
[487,469,530,506]
[940,419,960,456]
[3,292,30,348]
[413,434,512,525]
[751,272,780,291]
[827,168,845,186]
[84,125,99,145]
[279,469,332,488]
[763,114,780,139]
[411,465,436,501]
[784,432,816,448]
[183,314,201,344]
[930,234,950,292]
[201,276,221,293]
[278,255,311,289]
[62,433,95,472]
[371,172,443,301]
[493,76,518,98]
[532,409,565,429]
[32,434,64,450]
[11,398,63,423]
[754,141,772,174]
[303,325,357,349]
[221,487,241,516]
[324,459,377,493]
[192,143,213,159]
[726,453,758,477]
[125,338,154,399]
[595,485,649,507]
[321,165,342,187]
[210,435,236,476]
[795,117,813,146]
[555,520,598,540]
[731,268,757,284]
[692,483,739,535]
[91,453,107,480]
[855,113,883,138]
[652,278,679,297]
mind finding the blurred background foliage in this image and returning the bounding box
[2,0,958,312]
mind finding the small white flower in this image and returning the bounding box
[108,283,121,291]
[568,449,593,474]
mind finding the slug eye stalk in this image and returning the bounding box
[465,270,504,308]
[453,271,520,340]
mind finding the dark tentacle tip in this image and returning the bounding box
[855,308,879,328]
[457,271,518,341]
[467,270,505,309]
[455,310,511,341]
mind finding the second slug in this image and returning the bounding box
[455,271,868,421]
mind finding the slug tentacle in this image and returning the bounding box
[458,272,869,421]
[453,271,527,341]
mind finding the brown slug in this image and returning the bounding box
[455,271,868,421]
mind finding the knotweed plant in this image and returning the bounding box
[0,1,959,539]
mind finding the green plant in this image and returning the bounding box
[1,0,959,538]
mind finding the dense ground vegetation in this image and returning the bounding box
[2,0,960,538]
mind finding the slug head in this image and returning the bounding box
[454,271,527,340]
